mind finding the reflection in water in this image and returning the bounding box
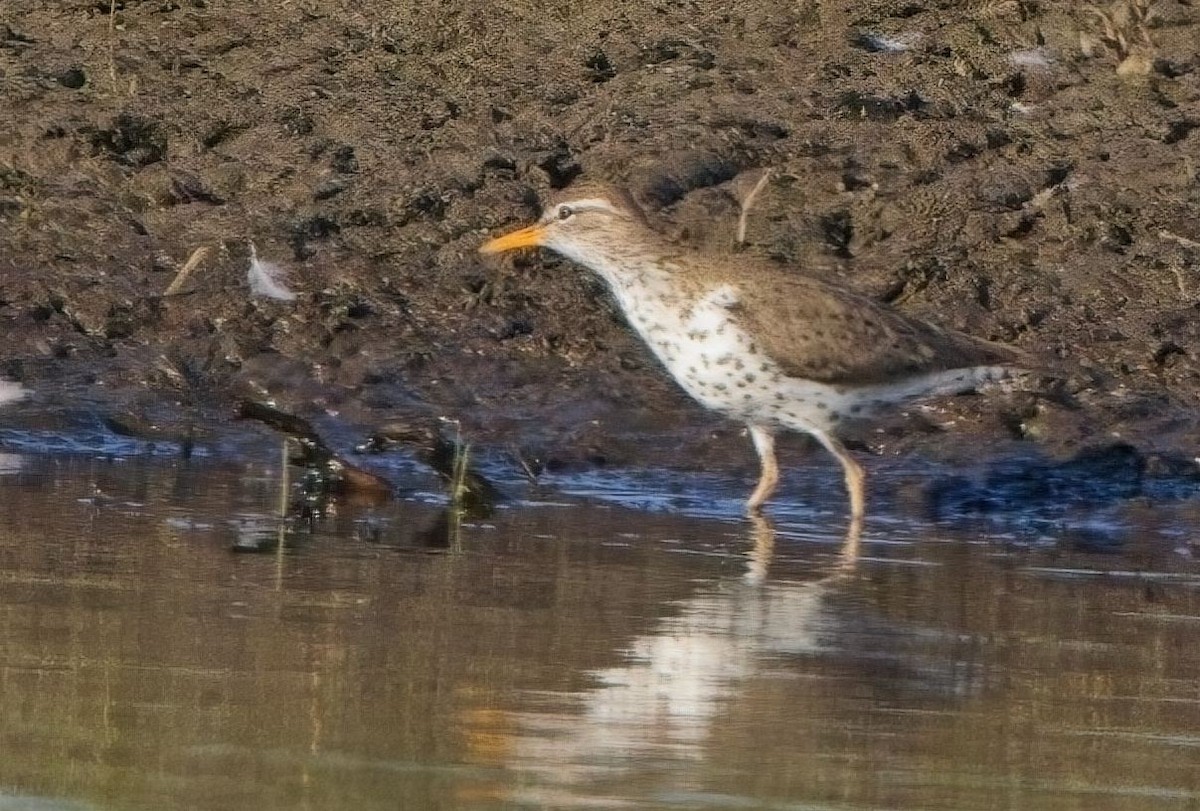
[472,515,873,804]
[0,452,25,475]
[458,513,1200,809]
[0,454,1198,810]
[0,380,29,406]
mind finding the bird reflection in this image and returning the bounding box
[744,511,861,584]
[462,514,865,802]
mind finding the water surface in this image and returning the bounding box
[0,451,1198,810]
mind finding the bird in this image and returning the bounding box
[479,180,1027,521]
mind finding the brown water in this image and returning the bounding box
[1,451,1199,811]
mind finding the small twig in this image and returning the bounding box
[1158,229,1200,251]
[1085,0,1154,64]
[164,246,210,296]
[107,0,118,93]
[443,418,473,508]
[1131,0,1153,46]
[1169,265,1189,299]
[1158,231,1198,299]
[276,438,290,569]
[731,168,773,246]
[1086,5,1125,55]
[509,445,542,483]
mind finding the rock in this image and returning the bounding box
[331,145,359,174]
[534,143,581,189]
[89,113,168,167]
[978,174,1034,210]
[57,67,87,89]
[585,50,616,82]
[926,443,1148,518]
[277,106,314,136]
[314,178,350,200]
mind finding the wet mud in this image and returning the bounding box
[2,1,1200,496]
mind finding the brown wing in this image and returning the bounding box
[726,263,1024,386]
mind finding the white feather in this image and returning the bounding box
[858,31,919,53]
[1010,48,1054,70]
[247,243,297,301]
[0,380,30,406]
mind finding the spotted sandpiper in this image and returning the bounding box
[480,181,1025,520]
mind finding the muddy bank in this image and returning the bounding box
[1,1,1199,478]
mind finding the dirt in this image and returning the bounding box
[1,0,1199,482]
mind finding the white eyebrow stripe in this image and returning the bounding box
[562,198,617,213]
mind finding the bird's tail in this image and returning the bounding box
[863,364,1016,405]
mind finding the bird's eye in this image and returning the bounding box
[557,205,574,221]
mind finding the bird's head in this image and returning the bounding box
[479,182,650,265]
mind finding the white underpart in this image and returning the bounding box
[551,241,853,435]
[549,233,1008,437]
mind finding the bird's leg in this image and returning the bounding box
[746,425,778,514]
[839,515,863,572]
[813,431,866,521]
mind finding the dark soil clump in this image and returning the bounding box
[1,0,1199,475]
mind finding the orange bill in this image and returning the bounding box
[479,223,546,254]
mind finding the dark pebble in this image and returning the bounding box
[57,67,87,89]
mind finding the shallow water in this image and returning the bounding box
[1,447,1198,811]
